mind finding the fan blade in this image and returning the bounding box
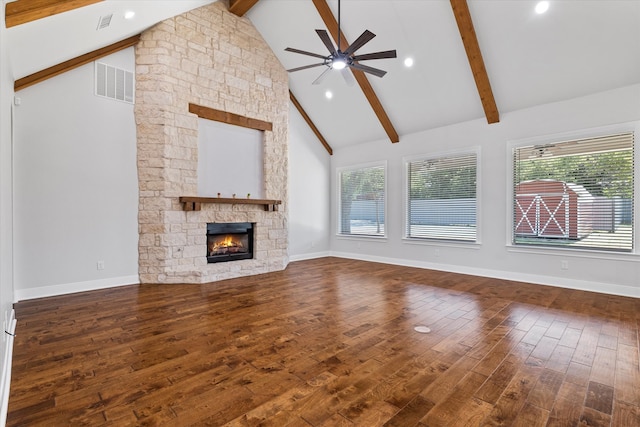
[312,67,332,85]
[352,50,397,61]
[348,62,387,78]
[285,47,327,60]
[287,63,326,73]
[315,29,336,54]
[341,68,355,87]
[343,30,376,55]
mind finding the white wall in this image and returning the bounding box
[330,84,640,298]
[13,48,139,301]
[0,5,17,421]
[0,0,14,319]
[288,103,331,260]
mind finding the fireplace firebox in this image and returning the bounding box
[206,222,254,263]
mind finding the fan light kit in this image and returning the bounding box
[332,59,347,70]
[285,0,397,85]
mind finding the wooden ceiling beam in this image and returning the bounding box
[290,91,333,155]
[15,34,140,92]
[311,0,400,143]
[450,0,499,124]
[228,0,260,17]
[5,0,102,28]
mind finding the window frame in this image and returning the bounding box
[507,123,638,256]
[336,161,388,239]
[403,147,481,245]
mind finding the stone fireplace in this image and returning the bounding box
[206,222,254,264]
[134,2,289,284]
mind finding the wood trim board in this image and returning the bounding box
[14,35,140,92]
[188,103,273,132]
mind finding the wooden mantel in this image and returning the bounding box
[179,196,281,212]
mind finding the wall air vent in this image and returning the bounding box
[95,62,134,104]
[96,14,113,30]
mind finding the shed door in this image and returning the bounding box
[515,193,569,238]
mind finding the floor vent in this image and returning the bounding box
[95,62,134,104]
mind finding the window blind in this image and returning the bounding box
[338,164,385,237]
[513,132,634,251]
[406,152,477,241]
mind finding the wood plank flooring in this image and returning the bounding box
[7,257,640,426]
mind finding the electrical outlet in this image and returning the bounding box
[97,260,105,270]
[435,249,441,257]
[561,260,569,270]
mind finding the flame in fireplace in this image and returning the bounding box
[215,236,243,249]
[209,235,245,256]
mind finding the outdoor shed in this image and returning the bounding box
[515,179,594,239]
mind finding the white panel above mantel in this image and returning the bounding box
[197,119,264,199]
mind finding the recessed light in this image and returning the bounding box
[124,10,135,20]
[535,1,549,14]
[325,90,333,99]
[404,57,414,68]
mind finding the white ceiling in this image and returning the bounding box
[7,0,640,150]
[7,0,214,78]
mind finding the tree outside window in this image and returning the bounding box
[513,132,634,251]
[339,164,385,237]
[406,152,478,242]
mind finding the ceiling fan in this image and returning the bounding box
[284,0,397,85]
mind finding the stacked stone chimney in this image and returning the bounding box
[135,2,289,284]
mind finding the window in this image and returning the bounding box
[512,132,634,252]
[338,163,386,237]
[406,151,478,242]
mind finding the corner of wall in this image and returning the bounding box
[0,5,16,424]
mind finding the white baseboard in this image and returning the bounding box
[329,251,639,298]
[0,309,16,427]
[14,275,140,302]
[289,251,332,262]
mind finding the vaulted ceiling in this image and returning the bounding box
[6,0,640,152]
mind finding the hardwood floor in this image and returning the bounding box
[7,257,640,426]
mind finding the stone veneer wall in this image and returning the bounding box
[135,2,289,284]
